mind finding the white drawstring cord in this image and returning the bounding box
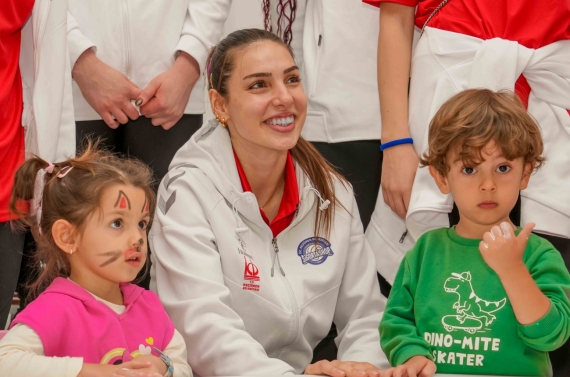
[309,187,330,211]
[231,196,248,234]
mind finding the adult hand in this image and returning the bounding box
[138,51,200,130]
[72,49,142,128]
[381,356,436,377]
[381,144,420,219]
[479,222,534,276]
[306,359,382,377]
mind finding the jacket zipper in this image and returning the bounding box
[271,237,300,350]
[121,0,132,78]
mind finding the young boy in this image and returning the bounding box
[379,89,570,377]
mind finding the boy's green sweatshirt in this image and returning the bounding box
[380,227,570,376]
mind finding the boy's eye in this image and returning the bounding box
[496,165,511,173]
[462,167,477,175]
[110,219,123,229]
[138,220,148,230]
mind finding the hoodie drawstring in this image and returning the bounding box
[309,187,330,211]
[231,196,248,235]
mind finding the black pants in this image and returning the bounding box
[311,140,382,230]
[309,140,383,363]
[76,114,203,288]
[0,222,25,329]
[76,114,203,188]
[537,233,570,377]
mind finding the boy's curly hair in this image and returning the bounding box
[420,89,545,175]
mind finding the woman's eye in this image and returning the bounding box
[286,75,301,84]
[110,219,123,229]
[462,167,477,175]
[138,220,148,230]
[497,165,511,173]
[249,80,266,89]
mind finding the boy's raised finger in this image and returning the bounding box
[517,222,536,242]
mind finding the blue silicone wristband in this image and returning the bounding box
[380,137,414,151]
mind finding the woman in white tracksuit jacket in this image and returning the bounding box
[150,29,389,377]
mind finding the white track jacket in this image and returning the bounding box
[150,119,389,376]
[20,0,75,161]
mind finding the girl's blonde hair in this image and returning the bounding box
[10,140,155,302]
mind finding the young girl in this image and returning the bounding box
[0,143,191,377]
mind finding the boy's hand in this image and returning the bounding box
[381,356,436,377]
[479,222,535,276]
[305,360,382,377]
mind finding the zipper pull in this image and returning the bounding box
[318,35,322,46]
[271,238,286,277]
[399,229,408,244]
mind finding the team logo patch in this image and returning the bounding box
[297,237,334,265]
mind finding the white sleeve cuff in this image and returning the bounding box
[175,35,209,74]
[67,13,96,69]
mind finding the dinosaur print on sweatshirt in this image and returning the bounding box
[442,272,506,334]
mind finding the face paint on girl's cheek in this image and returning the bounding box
[114,190,131,210]
[137,238,144,252]
[98,250,123,267]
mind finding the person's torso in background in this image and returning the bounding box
[68,0,205,121]
[413,0,570,49]
[268,0,382,143]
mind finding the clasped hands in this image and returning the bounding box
[72,49,199,130]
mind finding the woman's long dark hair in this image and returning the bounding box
[207,29,348,237]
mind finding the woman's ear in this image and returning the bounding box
[429,165,451,194]
[209,89,230,121]
[52,219,77,255]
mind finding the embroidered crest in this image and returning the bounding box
[297,237,334,265]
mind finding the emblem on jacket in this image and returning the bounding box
[442,272,506,333]
[297,237,334,265]
[243,257,260,291]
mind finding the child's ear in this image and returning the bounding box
[519,162,533,190]
[429,166,451,194]
[52,219,77,255]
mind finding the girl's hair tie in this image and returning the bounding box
[44,162,55,174]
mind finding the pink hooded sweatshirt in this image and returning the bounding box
[12,278,175,365]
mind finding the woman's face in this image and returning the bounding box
[219,40,307,155]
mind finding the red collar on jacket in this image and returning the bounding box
[233,150,299,237]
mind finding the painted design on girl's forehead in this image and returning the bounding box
[141,199,149,213]
[98,250,122,267]
[114,190,131,210]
